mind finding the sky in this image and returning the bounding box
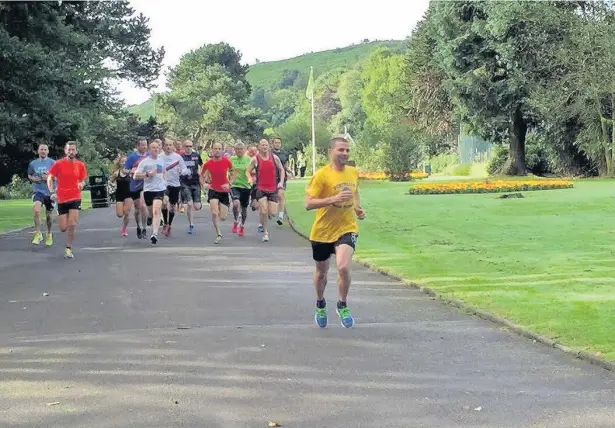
[116,0,430,106]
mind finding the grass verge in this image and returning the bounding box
[0,192,93,234]
[285,179,615,361]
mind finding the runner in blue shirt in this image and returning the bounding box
[124,138,149,239]
[27,143,55,246]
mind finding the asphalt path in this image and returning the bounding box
[1,205,614,427]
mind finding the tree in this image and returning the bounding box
[0,1,164,184]
[329,68,366,136]
[402,9,455,140]
[428,1,574,175]
[157,43,262,147]
[360,48,406,133]
[529,2,615,175]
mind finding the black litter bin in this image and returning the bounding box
[89,171,109,208]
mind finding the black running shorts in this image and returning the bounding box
[310,232,358,262]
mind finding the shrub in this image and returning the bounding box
[452,163,472,176]
[429,153,459,174]
[0,186,10,200]
[382,122,424,181]
[8,175,31,199]
[487,145,509,175]
[408,179,574,195]
[351,139,386,173]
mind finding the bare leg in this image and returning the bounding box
[277,188,285,222]
[45,210,53,234]
[258,197,269,236]
[314,259,330,300]
[151,199,162,235]
[232,199,240,222]
[33,201,42,233]
[66,209,80,248]
[133,198,142,229]
[334,244,354,303]
[210,199,221,236]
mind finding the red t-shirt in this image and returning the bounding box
[48,158,88,203]
[201,157,232,192]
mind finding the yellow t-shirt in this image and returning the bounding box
[306,164,359,243]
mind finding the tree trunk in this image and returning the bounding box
[504,105,527,176]
[601,116,612,176]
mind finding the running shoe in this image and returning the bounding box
[238,225,245,237]
[32,231,43,245]
[44,233,53,247]
[215,235,223,244]
[64,247,74,259]
[232,222,238,234]
[336,306,355,328]
[257,224,264,233]
[136,228,142,239]
[161,225,169,237]
[188,225,195,234]
[262,233,269,242]
[150,234,158,245]
[121,227,128,237]
[315,307,328,328]
[147,217,152,226]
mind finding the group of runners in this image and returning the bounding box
[26,135,364,328]
[110,137,290,244]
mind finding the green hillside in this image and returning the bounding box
[246,39,405,90]
[127,99,154,121]
[126,39,406,121]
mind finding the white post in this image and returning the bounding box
[311,94,316,175]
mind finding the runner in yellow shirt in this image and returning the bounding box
[304,136,365,328]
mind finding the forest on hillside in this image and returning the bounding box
[4,1,615,189]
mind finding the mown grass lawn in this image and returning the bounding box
[0,192,93,234]
[285,178,615,361]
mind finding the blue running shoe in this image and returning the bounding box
[257,224,264,233]
[315,307,327,328]
[336,306,355,328]
[188,225,195,234]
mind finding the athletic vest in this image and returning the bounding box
[255,153,277,192]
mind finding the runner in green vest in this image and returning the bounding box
[229,141,252,237]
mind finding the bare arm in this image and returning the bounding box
[47,174,55,194]
[304,193,340,211]
[246,157,256,176]
[179,157,190,175]
[133,165,148,180]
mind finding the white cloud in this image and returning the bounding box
[116,0,430,106]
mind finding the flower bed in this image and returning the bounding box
[408,179,574,195]
[359,171,429,180]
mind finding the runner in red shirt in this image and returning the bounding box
[246,139,285,243]
[200,142,233,244]
[46,141,88,259]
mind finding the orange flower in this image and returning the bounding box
[408,179,574,195]
[358,170,429,180]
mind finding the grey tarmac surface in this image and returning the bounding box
[1,204,614,428]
